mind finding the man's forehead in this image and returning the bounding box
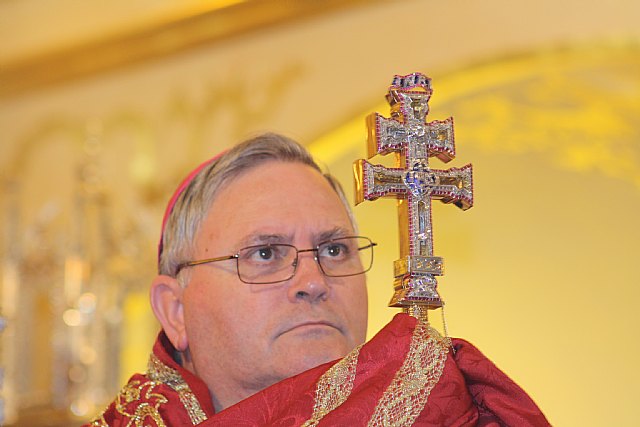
[235,226,354,247]
[208,160,335,204]
[198,162,355,249]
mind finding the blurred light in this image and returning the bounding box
[63,309,82,327]
[70,398,92,417]
[78,292,97,314]
[104,308,122,325]
[80,346,97,365]
[68,365,86,383]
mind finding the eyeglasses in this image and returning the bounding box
[175,236,377,284]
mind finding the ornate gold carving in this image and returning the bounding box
[439,44,640,189]
[0,62,307,419]
[0,0,373,98]
[3,63,306,187]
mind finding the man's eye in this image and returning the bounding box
[327,245,341,256]
[242,245,288,263]
[320,243,348,259]
[257,247,274,260]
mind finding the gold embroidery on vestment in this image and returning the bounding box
[87,414,109,427]
[301,321,448,426]
[147,353,208,425]
[87,353,208,426]
[301,344,363,427]
[368,322,449,426]
[113,379,169,427]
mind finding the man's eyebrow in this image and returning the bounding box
[239,234,291,247]
[316,227,352,243]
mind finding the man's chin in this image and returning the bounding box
[271,329,354,375]
[282,345,350,377]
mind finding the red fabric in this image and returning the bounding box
[452,338,550,427]
[83,332,215,426]
[88,314,549,426]
[153,332,216,417]
[206,314,549,426]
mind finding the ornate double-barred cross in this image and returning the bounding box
[354,73,473,314]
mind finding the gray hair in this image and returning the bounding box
[158,133,356,279]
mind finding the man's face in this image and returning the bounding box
[180,161,368,408]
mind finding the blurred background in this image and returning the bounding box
[1,1,639,425]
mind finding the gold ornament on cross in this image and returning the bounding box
[354,73,474,317]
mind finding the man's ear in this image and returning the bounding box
[150,275,188,352]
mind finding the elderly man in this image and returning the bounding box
[87,133,549,426]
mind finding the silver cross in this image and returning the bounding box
[354,73,473,311]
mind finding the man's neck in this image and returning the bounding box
[181,350,265,413]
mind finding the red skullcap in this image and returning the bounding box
[158,151,227,264]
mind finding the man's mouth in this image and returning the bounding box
[277,320,340,337]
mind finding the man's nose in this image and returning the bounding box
[287,252,329,303]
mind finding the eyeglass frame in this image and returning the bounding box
[174,235,377,284]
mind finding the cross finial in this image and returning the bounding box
[354,73,473,315]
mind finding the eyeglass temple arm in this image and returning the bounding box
[359,242,378,250]
[175,254,238,274]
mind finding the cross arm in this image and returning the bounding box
[354,160,473,210]
[367,113,457,163]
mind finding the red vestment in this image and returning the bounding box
[87,314,549,426]
[85,332,215,426]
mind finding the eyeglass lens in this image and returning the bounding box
[236,237,374,284]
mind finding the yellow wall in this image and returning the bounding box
[309,44,640,426]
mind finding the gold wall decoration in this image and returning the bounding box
[0,61,306,424]
[0,0,372,98]
[439,43,640,189]
[309,42,640,426]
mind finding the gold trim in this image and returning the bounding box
[114,379,169,427]
[0,0,373,98]
[147,353,208,425]
[309,42,640,160]
[301,344,363,427]
[368,322,449,426]
[87,414,109,427]
[301,321,449,425]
